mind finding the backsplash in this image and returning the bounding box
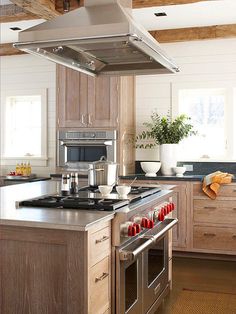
[136,161,236,176]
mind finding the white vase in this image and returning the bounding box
[160,144,178,176]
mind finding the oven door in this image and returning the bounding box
[117,237,153,314]
[58,140,115,167]
[142,219,177,313]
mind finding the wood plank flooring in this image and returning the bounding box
[155,256,236,314]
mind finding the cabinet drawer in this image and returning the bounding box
[193,226,236,252]
[89,257,110,314]
[193,183,236,197]
[90,227,111,266]
[193,199,236,224]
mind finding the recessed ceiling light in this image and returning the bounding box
[154,12,167,17]
[10,27,22,31]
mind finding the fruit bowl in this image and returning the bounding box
[141,162,161,177]
[172,166,186,177]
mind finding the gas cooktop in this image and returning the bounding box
[19,186,161,211]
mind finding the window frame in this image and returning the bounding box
[172,81,235,161]
[0,89,48,166]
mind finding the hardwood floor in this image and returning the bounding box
[155,256,236,314]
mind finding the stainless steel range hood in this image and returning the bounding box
[13,0,179,76]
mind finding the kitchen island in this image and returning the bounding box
[0,181,176,314]
[0,181,114,314]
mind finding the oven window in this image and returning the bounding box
[67,146,107,162]
[147,237,165,285]
[125,262,138,311]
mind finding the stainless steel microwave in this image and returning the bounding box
[57,130,117,170]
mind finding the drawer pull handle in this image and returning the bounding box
[203,232,216,237]
[233,208,236,211]
[204,206,216,210]
[95,236,109,244]
[232,235,236,239]
[95,272,109,282]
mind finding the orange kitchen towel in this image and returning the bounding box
[202,171,233,200]
[202,171,234,199]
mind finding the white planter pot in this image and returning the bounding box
[160,144,178,176]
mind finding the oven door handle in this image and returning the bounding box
[60,140,112,146]
[144,218,178,243]
[119,237,154,261]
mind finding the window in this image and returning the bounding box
[1,89,47,163]
[172,82,235,161]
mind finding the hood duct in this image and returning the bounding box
[13,0,179,76]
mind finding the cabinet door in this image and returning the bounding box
[87,76,118,128]
[57,65,88,128]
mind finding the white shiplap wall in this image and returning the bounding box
[1,38,236,175]
[136,38,236,160]
[0,54,56,176]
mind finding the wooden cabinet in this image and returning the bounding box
[88,222,112,314]
[57,65,118,129]
[191,182,236,255]
[56,65,135,175]
[0,220,112,314]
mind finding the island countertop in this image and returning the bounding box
[0,181,114,231]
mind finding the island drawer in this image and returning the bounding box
[89,256,110,314]
[193,226,236,252]
[193,183,236,198]
[90,226,111,266]
[193,199,236,224]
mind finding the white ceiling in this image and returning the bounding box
[1,0,236,43]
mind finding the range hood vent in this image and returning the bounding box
[13,0,179,76]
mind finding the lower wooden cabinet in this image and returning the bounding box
[89,256,111,314]
[0,221,112,314]
[191,182,236,255]
[193,225,236,253]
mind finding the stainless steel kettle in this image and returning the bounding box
[88,156,119,187]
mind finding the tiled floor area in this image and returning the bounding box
[155,256,236,314]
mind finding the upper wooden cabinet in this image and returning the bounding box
[57,65,119,129]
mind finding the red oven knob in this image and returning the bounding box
[133,223,141,233]
[128,225,136,237]
[167,204,171,214]
[164,205,168,215]
[158,211,165,221]
[170,202,175,211]
[148,220,154,228]
[141,217,148,228]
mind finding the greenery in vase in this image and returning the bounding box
[136,112,197,148]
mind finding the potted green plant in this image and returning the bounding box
[136,112,196,175]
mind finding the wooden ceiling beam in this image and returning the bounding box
[0,4,38,23]
[133,0,220,8]
[150,24,236,43]
[0,43,26,56]
[55,0,221,12]
[10,0,61,20]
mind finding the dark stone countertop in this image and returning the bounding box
[4,177,51,182]
[120,174,236,182]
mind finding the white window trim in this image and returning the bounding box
[1,89,48,166]
[171,81,236,162]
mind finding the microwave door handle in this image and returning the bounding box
[119,238,154,262]
[64,146,68,163]
[150,218,178,242]
[61,141,112,146]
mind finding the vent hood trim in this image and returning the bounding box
[13,2,180,76]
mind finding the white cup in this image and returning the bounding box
[98,185,113,196]
[116,185,131,197]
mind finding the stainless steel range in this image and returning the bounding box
[19,185,177,314]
